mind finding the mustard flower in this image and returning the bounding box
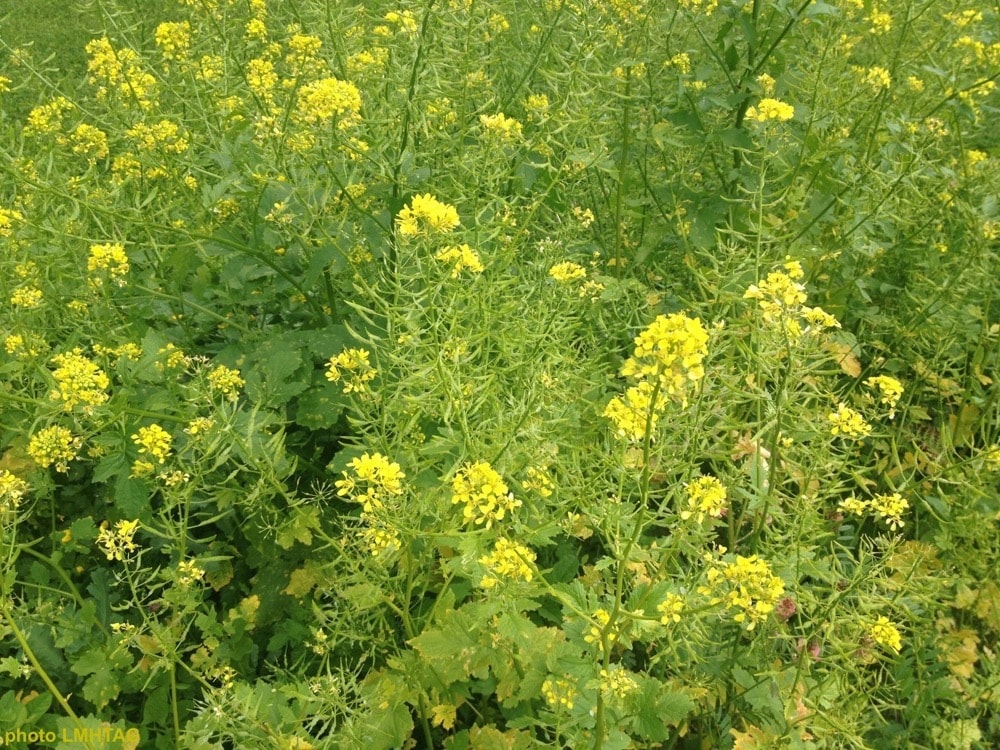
[619,313,709,399]
[132,424,172,463]
[522,465,554,497]
[359,516,402,556]
[525,93,550,115]
[0,470,29,511]
[984,445,1000,471]
[681,475,727,522]
[10,286,43,308]
[207,365,244,400]
[154,21,192,61]
[87,242,130,285]
[435,244,484,277]
[326,348,377,394]
[864,374,903,416]
[23,96,73,136]
[68,123,110,163]
[336,452,406,512]
[0,207,25,237]
[50,350,110,411]
[869,492,909,531]
[295,77,362,130]
[28,426,82,472]
[85,38,156,107]
[384,10,418,33]
[828,404,872,440]
[868,616,902,653]
[541,677,576,711]
[866,9,892,34]
[583,608,612,650]
[854,65,892,91]
[396,194,461,238]
[246,58,278,101]
[604,380,666,441]
[126,120,188,153]
[599,665,639,700]
[479,538,536,588]
[744,264,807,320]
[450,460,519,528]
[801,306,841,331]
[745,98,795,122]
[479,112,523,143]
[704,554,785,630]
[657,593,685,624]
[97,519,140,562]
[177,559,206,587]
[549,261,587,282]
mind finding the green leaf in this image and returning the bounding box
[275,505,322,549]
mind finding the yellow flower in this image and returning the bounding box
[869,492,908,530]
[435,244,484,277]
[50,349,110,411]
[207,365,244,399]
[336,452,406,512]
[132,424,172,463]
[87,243,130,285]
[11,287,42,308]
[549,262,587,282]
[479,112,523,143]
[541,677,576,710]
[745,97,794,122]
[396,194,461,238]
[604,380,667,441]
[23,97,73,136]
[450,460,519,528]
[828,404,872,440]
[68,123,110,163]
[869,616,902,653]
[619,313,709,400]
[599,665,639,700]
[657,593,685,624]
[864,374,904,416]
[295,77,362,129]
[96,519,140,561]
[0,470,29,511]
[681,475,727,522]
[326,348,376,394]
[28,426,82,472]
[479,538,536,588]
[705,555,785,630]
[154,21,192,61]
[0,207,24,237]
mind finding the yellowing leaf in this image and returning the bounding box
[822,341,862,377]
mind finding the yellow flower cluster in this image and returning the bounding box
[50,350,110,411]
[0,470,29,511]
[207,365,244,400]
[985,445,1000,471]
[681,475,727,522]
[132,424,173,464]
[23,97,74,136]
[396,194,461,238]
[97,519,140,562]
[450,460,520,528]
[605,313,709,440]
[745,97,795,122]
[828,403,872,440]
[177,559,206,587]
[541,677,576,711]
[839,492,909,531]
[0,207,24,237]
[28,425,81,472]
[583,608,613,651]
[126,120,189,154]
[864,375,903,416]
[154,21,192,61]
[549,261,587,282]
[85,38,156,107]
[599,665,639,700]
[704,554,785,630]
[854,65,892,91]
[479,112,523,144]
[866,8,892,34]
[68,123,110,163]
[603,380,667,441]
[522,465,554,497]
[435,244,484,277]
[87,242,130,285]
[335,452,406,512]
[479,538,536,588]
[657,593,685,624]
[294,77,362,129]
[744,260,807,318]
[868,615,902,653]
[678,0,718,13]
[360,522,402,557]
[326,348,377,394]
[10,286,43,308]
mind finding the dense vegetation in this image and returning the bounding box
[1,0,998,747]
